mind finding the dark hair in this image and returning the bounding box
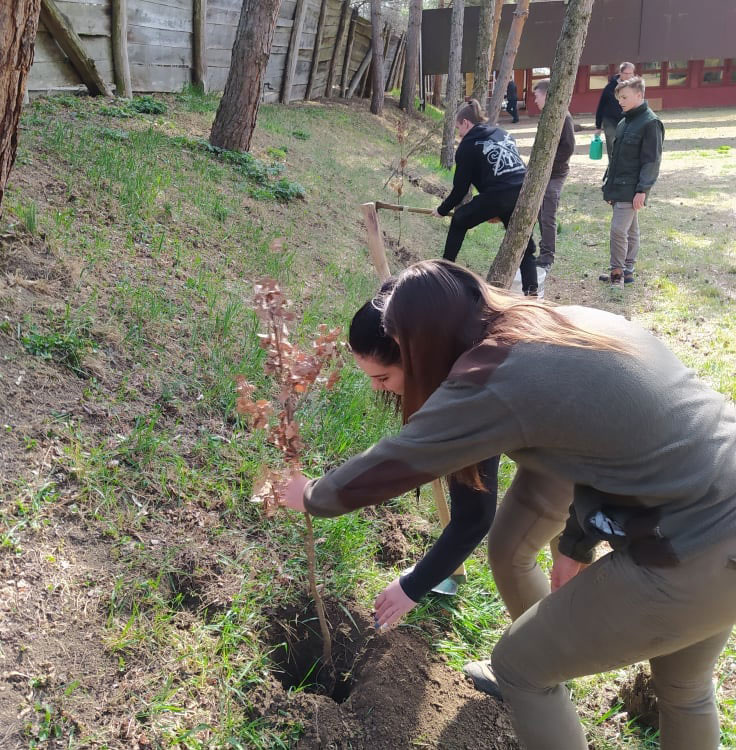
[349,279,400,366]
[533,77,550,94]
[382,260,630,486]
[455,98,486,126]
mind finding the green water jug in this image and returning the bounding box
[589,133,603,160]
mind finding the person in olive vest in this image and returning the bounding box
[599,76,664,287]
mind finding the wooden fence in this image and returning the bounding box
[27,0,406,102]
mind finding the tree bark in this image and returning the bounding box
[399,0,421,111]
[431,0,444,106]
[472,0,494,107]
[440,0,464,169]
[210,0,280,152]
[111,0,132,97]
[486,0,529,123]
[305,0,328,100]
[0,0,41,211]
[192,0,207,92]
[369,2,385,114]
[40,0,112,96]
[487,0,595,287]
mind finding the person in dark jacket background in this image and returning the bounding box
[506,78,519,123]
[599,76,664,287]
[431,99,538,295]
[595,61,635,161]
[532,78,575,271]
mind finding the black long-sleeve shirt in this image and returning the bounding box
[437,123,526,216]
[595,75,623,129]
[399,456,500,601]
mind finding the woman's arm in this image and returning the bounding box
[437,142,473,216]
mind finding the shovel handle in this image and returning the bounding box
[431,479,466,579]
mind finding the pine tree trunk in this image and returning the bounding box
[487,0,595,287]
[209,0,280,152]
[369,0,385,114]
[440,0,464,169]
[486,0,530,124]
[0,0,41,211]
[472,0,494,108]
[431,0,444,107]
[490,0,503,72]
[399,0,422,111]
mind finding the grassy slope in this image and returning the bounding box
[0,90,734,748]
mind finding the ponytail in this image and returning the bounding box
[455,98,486,126]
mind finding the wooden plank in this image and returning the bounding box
[281,0,308,103]
[112,0,132,96]
[40,0,113,95]
[339,7,356,96]
[127,42,192,66]
[129,62,190,91]
[27,59,80,89]
[205,5,240,25]
[325,0,349,97]
[279,0,297,19]
[128,1,192,33]
[130,24,192,46]
[53,0,110,35]
[33,29,68,63]
[193,0,207,90]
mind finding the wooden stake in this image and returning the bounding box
[40,0,112,96]
[347,49,372,99]
[111,0,132,97]
[305,0,328,100]
[192,0,207,92]
[340,9,358,97]
[281,0,308,103]
[325,0,349,98]
[360,202,391,282]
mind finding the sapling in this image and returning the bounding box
[236,276,341,683]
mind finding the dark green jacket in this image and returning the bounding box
[603,101,664,204]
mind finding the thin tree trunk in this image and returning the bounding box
[210,0,280,152]
[0,0,41,211]
[472,0,494,107]
[369,2,385,114]
[192,0,207,92]
[111,0,132,97]
[399,0,421,111]
[486,0,530,123]
[487,0,594,287]
[431,0,444,106]
[440,0,464,169]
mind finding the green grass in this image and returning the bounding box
[2,95,735,749]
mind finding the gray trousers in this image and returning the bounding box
[492,533,736,750]
[537,175,566,266]
[602,116,618,162]
[609,201,640,271]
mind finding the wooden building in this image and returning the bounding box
[422,0,736,114]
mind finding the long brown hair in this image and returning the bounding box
[381,260,630,486]
[456,98,486,126]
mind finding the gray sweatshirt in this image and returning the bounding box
[304,307,736,566]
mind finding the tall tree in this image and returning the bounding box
[431,0,444,107]
[487,0,595,286]
[439,0,464,168]
[369,0,385,114]
[486,0,529,123]
[210,0,280,152]
[472,0,495,107]
[0,0,41,211]
[399,0,422,111]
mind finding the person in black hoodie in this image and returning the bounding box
[432,99,538,295]
[595,62,635,161]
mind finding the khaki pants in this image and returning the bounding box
[492,533,736,750]
[609,201,640,272]
[487,468,572,620]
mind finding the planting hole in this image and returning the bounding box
[267,600,381,703]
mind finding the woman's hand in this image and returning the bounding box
[374,577,417,629]
[551,553,587,591]
[283,473,310,512]
[431,207,442,218]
